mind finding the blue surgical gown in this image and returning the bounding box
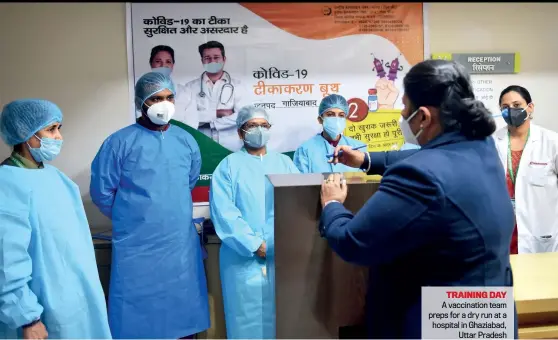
[209,148,299,339]
[90,123,209,339]
[0,164,111,339]
[293,133,366,173]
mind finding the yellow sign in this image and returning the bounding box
[344,109,404,152]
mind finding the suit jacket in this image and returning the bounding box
[319,132,518,339]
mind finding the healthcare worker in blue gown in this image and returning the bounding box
[293,94,366,173]
[0,99,111,339]
[90,72,209,339]
[210,105,299,339]
[320,60,518,339]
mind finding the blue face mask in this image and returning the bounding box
[151,67,172,77]
[204,62,224,74]
[27,135,63,162]
[322,117,346,139]
[243,126,270,149]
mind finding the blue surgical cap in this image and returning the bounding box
[236,105,271,129]
[134,72,176,110]
[0,99,63,146]
[318,94,349,116]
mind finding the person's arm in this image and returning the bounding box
[90,140,122,218]
[189,137,202,191]
[264,156,301,248]
[293,147,310,173]
[212,80,245,132]
[319,163,443,266]
[0,205,44,330]
[209,159,264,256]
[360,149,419,175]
[212,115,237,132]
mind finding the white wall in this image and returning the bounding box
[428,3,558,131]
[1,2,556,228]
[0,3,129,227]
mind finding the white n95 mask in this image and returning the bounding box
[399,109,423,145]
[146,101,175,125]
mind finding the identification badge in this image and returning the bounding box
[262,266,267,277]
[511,199,515,213]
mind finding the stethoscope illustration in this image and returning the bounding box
[198,70,234,105]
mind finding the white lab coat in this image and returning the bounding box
[174,72,246,152]
[493,123,558,253]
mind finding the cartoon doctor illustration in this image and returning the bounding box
[178,41,246,152]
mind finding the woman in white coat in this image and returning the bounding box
[494,85,558,254]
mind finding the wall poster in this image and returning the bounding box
[127,2,427,203]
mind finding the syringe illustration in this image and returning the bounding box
[371,53,386,78]
[385,53,404,81]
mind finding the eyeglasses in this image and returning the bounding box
[244,123,271,130]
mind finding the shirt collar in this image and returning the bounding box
[496,122,540,142]
[12,151,42,169]
[203,72,228,85]
[321,132,341,147]
[241,146,267,158]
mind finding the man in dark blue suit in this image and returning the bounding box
[319,60,518,339]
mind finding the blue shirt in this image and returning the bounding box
[294,134,366,173]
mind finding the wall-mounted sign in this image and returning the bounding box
[431,53,520,74]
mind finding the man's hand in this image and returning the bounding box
[216,109,234,118]
[256,241,266,258]
[328,145,366,168]
[23,320,48,340]
[321,173,348,208]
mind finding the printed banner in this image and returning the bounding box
[127,3,426,203]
